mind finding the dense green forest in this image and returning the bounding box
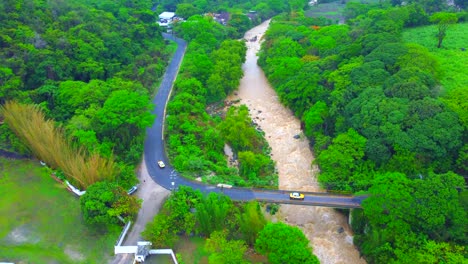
[0,0,173,190]
[164,0,320,188]
[2,0,467,262]
[258,1,468,262]
[143,186,320,263]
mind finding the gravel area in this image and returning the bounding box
[110,157,171,264]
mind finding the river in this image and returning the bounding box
[227,20,366,264]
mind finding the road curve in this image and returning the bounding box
[144,33,365,209]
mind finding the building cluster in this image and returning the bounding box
[205,12,230,25]
[157,9,258,28]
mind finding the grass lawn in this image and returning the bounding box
[305,0,381,23]
[175,236,210,264]
[306,1,347,23]
[402,22,468,93]
[0,158,120,264]
[172,235,268,264]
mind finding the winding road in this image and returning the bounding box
[144,33,365,209]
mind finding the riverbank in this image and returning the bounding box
[228,19,366,264]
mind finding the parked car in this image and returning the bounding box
[128,186,138,195]
[157,160,165,168]
[289,192,305,200]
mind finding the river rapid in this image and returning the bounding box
[227,20,366,264]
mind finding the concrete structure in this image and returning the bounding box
[65,180,86,196]
[115,241,179,263]
[158,12,176,27]
[136,242,152,262]
[159,12,175,20]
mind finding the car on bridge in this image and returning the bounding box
[157,160,165,168]
[289,192,305,200]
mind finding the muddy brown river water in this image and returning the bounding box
[227,20,366,264]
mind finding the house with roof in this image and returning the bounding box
[158,11,175,26]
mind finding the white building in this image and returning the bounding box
[159,12,175,20]
[158,12,176,26]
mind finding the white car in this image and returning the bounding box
[157,160,165,168]
[127,186,138,195]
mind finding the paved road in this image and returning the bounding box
[144,34,365,209]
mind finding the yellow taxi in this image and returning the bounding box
[289,192,305,200]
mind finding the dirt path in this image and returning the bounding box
[110,157,171,264]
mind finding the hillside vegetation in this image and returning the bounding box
[403,22,468,93]
[0,0,170,188]
[164,0,319,188]
[259,2,468,263]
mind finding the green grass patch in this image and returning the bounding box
[175,236,210,264]
[305,0,381,22]
[0,158,120,264]
[402,22,468,93]
[306,1,347,22]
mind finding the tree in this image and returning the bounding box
[316,129,367,190]
[227,13,252,38]
[239,201,267,246]
[430,12,458,48]
[394,240,468,264]
[164,186,202,235]
[196,192,233,235]
[205,231,249,264]
[181,53,213,85]
[410,172,467,242]
[142,213,178,248]
[255,222,320,264]
[95,89,154,162]
[219,105,262,151]
[360,171,468,262]
[176,3,201,19]
[80,181,141,225]
[360,172,415,262]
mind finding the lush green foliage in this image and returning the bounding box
[220,105,278,187]
[142,186,202,247]
[196,192,236,235]
[167,14,279,188]
[239,201,267,246]
[260,5,466,186]
[358,172,467,263]
[0,0,172,188]
[402,23,468,129]
[205,230,249,264]
[258,3,467,263]
[80,181,141,225]
[156,0,308,26]
[0,159,119,263]
[430,12,458,48]
[255,222,320,264]
[143,187,312,262]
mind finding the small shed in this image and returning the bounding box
[159,12,175,20]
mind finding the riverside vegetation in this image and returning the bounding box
[257,1,468,263]
[1,0,467,263]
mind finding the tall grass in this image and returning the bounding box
[0,101,117,188]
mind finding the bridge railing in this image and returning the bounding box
[255,198,363,209]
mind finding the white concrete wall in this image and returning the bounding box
[115,246,138,254]
[148,249,178,264]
